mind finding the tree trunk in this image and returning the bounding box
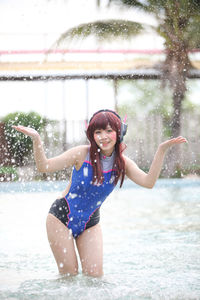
[165,90,184,177]
[171,86,185,138]
[162,45,191,177]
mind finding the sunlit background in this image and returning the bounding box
[1,0,200,176]
[0,0,163,120]
[0,1,200,299]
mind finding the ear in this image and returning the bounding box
[120,123,128,142]
[120,115,128,143]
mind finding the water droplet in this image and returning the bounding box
[109,175,115,184]
[83,167,88,177]
[69,193,77,199]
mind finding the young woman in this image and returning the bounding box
[13,109,187,277]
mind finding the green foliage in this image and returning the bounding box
[171,165,184,178]
[0,166,18,181]
[171,163,200,178]
[109,0,200,49]
[118,79,173,115]
[54,19,143,47]
[112,0,150,11]
[183,164,200,176]
[117,79,199,138]
[2,111,46,166]
[54,0,200,53]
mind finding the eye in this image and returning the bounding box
[95,130,101,134]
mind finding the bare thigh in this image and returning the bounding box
[76,223,103,277]
[46,213,78,275]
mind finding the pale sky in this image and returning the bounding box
[0,0,165,126]
[0,0,162,50]
[0,0,158,33]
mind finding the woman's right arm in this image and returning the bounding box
[12,125,87,173]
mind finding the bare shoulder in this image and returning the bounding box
[123,154,138,171]
[74,144,89,159]
[68,144,89,169]
[45,144,89,172]
[123,154,132,165]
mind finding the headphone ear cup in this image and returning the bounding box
[120,123,128,142]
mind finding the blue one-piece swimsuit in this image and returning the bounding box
[49,150,116,238]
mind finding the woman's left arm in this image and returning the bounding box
[124,136,187,189]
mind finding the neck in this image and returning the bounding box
[101,149,114,157]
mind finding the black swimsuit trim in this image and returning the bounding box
[49,197,100,233]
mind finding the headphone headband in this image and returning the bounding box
[89,109,121,123]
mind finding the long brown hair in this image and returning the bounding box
[86,110,126,188]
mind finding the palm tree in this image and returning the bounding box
[55,0,200,135]
[115,0,200,139]
[53,0,200,175]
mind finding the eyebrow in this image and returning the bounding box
[94,125,112,131]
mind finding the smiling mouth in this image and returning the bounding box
[102,142,110,147]
[100,142,109,147]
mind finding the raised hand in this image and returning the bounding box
[159,136,187,153]
[12,125,40,140]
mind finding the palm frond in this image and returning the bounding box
[110,0,147,9]
[54,19,144,48]
[185,15,200,48]
[110,0,163,13]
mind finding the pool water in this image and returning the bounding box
[0,179,200,300]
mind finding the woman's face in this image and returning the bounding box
[93,124,117,156]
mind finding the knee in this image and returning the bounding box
[82,265,103,277]
[57,258,79,276]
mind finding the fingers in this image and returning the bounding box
[159,136,188,152]
[173,136,188,144]
[12,125,26,130]
[12,125,28,134]
[11,125,39,138]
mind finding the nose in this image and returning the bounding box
[99,131,107,140]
